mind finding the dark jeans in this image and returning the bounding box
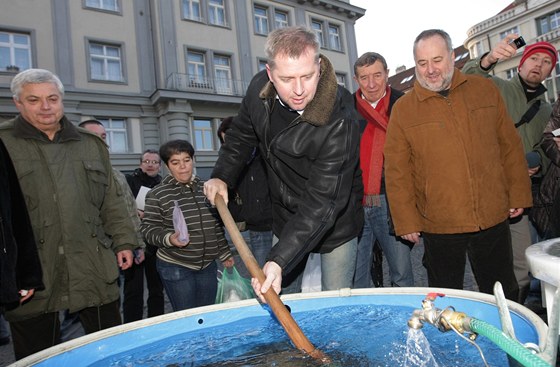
[156,258,218,312]
[423,220,519,301]
[123,246,165,323]
[144,248,165,317]
[10,299,121,360]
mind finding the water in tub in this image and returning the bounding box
[92,305,513,366]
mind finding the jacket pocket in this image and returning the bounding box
[16,166,40,213]
[82,160,109,208]
[93,244,120,283]
[93,216,113,249]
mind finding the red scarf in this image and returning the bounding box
[356,87,391,206]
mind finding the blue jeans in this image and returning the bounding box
[156,258,218,311]
[278,235,358,294]
[354,198,414,288]
[248,230,273,268]
[224,230,272,278]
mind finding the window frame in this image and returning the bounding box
[185,48,236,94]
[192,118,216,151]
[95,117,129,153]
[328,23,342,51]
[0,29,32,72]
[86,39,126,83]
[187,50,208,86]
[182,0,202,22]
[181,0,230,28]
[208,0,227,27]
[83,0,121,14]
[213,53,233,94]
[499,27,519,40]
[311,19,324,48]
[257,58,267,72]
[253,5,269,35]
[310,18,344,52]
[473,41,484,59]
[505,68,517,80]
[274,9,289,29]
[335,72,347,88]
[253,4,290,36]
[537,9,560,35]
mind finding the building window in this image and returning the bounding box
[400,75,414,84]
[0,31,31,72]
[474,41,484,58]
[335,73,346,88]
[258,59,267,71]
[193,119,215,151]
[254,6,269,35]
[254,6,289,35]
[328,24,342,51]
[214,54,232,94]
[274,10,288,29]
[85,0,119,12]
[89,42,124,82]
[97,118,128,153]
[537,9,560,35]
[499,27,518,40]
[208,0,226,26]
[182,0,201,21]
[454,52,469,61]
[505,68,517,80]
[311,20,324,48]
[187,51,207,86]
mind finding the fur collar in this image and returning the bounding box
[258,54,338,126]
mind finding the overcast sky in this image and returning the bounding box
[351,0,513,75]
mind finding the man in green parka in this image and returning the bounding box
[0,69,138,360]
[462,37,557,304]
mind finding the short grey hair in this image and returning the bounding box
[413,29,453,60]
[265,26,320,69]
[11,68,64,101]
[354,52,388,76]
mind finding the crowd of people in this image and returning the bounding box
[1,25,558,361]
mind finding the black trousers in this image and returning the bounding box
[10,299,121,360]
[423,220,519,301]
[123,247,165,322]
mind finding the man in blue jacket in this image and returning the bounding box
[204,26,363,301]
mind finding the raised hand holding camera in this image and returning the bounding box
[481,33,525,68]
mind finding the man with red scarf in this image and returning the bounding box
[352,52,414,288]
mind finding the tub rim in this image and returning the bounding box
[10,287,548,367]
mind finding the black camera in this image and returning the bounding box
[510,36,526,49]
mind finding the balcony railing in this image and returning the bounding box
[166,73,250,97]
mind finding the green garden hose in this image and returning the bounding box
[469,318,551,367]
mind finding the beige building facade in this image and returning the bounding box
[0,0,364,177]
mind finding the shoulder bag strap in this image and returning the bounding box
[515,100,541,128]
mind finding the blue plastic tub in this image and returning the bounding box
[10,288,548,366]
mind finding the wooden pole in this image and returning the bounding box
[215,194,328,362]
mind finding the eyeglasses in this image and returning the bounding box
[142,160,161,165]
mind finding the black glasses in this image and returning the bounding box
[142,160,160,165]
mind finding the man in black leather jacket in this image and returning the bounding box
[204,26,363,301]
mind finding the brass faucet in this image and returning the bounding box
[407,292,475,338]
